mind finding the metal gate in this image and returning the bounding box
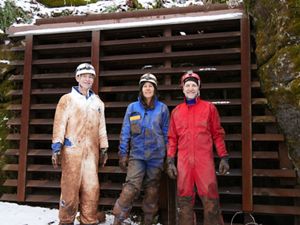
[2,5,300,225]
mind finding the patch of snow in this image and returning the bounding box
[0,60,10,64]
[11,12,243,36]
[1,0,243,27]
[0,201,154,225]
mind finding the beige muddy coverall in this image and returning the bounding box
[52,87,108,224]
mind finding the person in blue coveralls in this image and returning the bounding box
[111,73,169,225]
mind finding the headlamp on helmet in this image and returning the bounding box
[75,63,96,77]
[139,73,158,87]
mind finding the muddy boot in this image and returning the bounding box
[143,213,154,225]
[112,184,137,224]
[177,196,194,225]
[142,186,159,225]
[201,197,224,225]
[111,216,124,225]
[97,211,106,223]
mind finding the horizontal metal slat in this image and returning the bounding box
[253,204,300,216]
[252,134,284,141]
[9,73,74,81]
[100,64,257,77]
[3,164,294,178]
[6,133,284,142]
[1,194,139,206]
[252,151,278,159]
[8,64,258,81]
[195,203,242,213]
[253,169,296,178]
[7,116,277,126]
[2,164,240,176]
[8,82,259,96]
[100,48,240,62]
[3,179,124,191]
[32,57,90,65]
[6,133,241,141]
[100,31,241,47]
[253,187,300,197]
[4,148,278,161]
[9,98,268,111]
[33,42,91,50]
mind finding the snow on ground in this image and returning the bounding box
[0,0,243,26]
[0,201,155,225]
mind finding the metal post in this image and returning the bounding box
[17,35,33,201]
[91,30,100,93]
[240,13,253,212]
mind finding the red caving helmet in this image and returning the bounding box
[180,71,201,86]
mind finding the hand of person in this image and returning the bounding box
[219,156,230,175]
[119,155,128,172]
[51,151,61,169]
[166,157,177,179]
[100,148,108,167]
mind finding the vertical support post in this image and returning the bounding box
[91,31,100,94]
[240,14,253,212]
[163,27,176,225]
[17,35,33,202]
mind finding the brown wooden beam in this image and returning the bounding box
[91,30,100,94]
[17,35,33,202]
[240,14,252,212]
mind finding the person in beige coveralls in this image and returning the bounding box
[51,63,109,225]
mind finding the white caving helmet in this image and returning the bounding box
[75,63,96,77]
[139,73,158,87]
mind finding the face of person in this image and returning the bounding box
[183,80,199,100]
[142,82,155,99]
[76,73,95,91]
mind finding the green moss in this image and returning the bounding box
[37,0,98,7]
[259,46,300,109]
[0,77,12,195]
[249,0,300,65]
[127,0,144,10]
[0,1,31,31]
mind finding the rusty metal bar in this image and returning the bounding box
[163,27,176,225]
[91,30,100,93]
[240,14,252,212]
[35,5,241,25]
[17,35,33,201]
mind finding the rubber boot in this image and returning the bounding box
[142,186,159,225]
[97,211,106,223]
[177,196,194,225]
[112,184,137,224]
[111,216,123,225]
[201,197,224,225]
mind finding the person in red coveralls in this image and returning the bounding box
[166,71,230,225]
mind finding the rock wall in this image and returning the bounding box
[245,0,300,173]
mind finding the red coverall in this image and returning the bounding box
[167,97,228,225]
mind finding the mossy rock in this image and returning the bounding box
[249,0,300,65]
[249,0,300,171]
[259,45,300,169]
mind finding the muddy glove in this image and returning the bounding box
[166,157,177,179]
[119,154,128,172]
[51,152,61,169]
[219,156,230,175]
[100,148,108,167]
[51,142,62,169]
